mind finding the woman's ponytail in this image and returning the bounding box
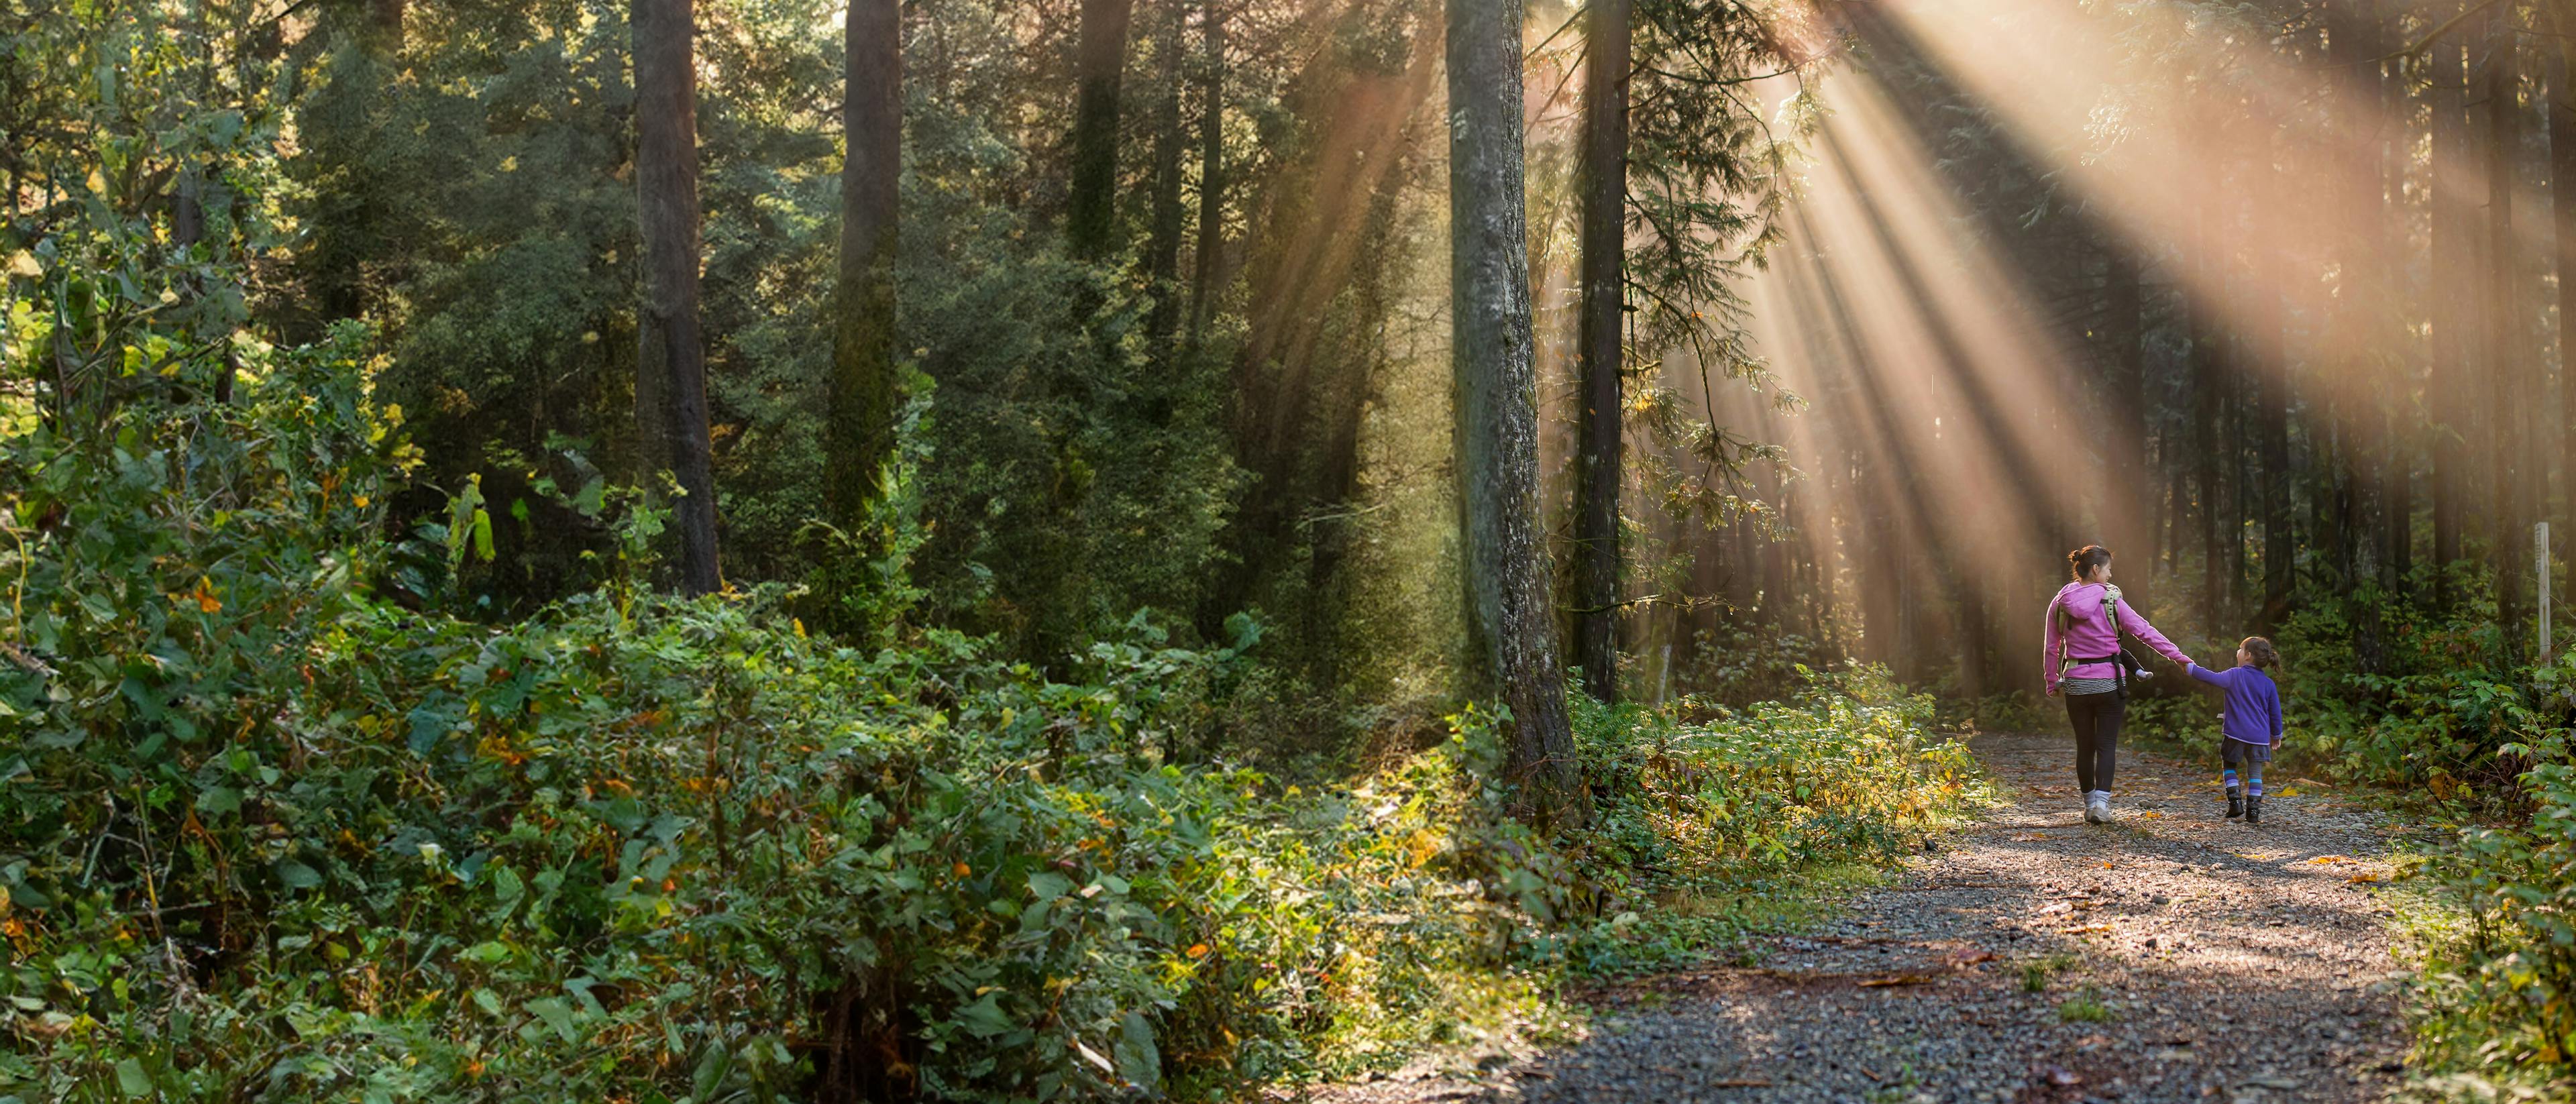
[2067,545,2113,582]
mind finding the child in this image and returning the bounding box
[2186,637,2285,824]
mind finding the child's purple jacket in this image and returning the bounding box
[2040,582,2191,694]
[2186,662,2284,747]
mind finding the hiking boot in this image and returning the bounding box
[2245,794,2263,826]
[2226,786,2244,820]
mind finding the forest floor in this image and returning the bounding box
[1310,731,2428,1104]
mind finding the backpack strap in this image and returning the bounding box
[2057,584,2136,694]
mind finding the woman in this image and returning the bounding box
[2041,545,2190,824]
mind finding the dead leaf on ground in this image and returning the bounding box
[2348,873,2381,884]
[1858,974,1942,987]
[1948,949,1999,968]
[2011,832,2049,841]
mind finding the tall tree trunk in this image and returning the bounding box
[2255,131,2294,630]
[1447,0,1582,824]
[830,0,901,525]
[1572,0,1629,704]
[1068,0,1138,260]
[2371,0,2409,598]
[1144,3,1189,351]
[2481,8,2528,645]
[2103,248,2152,612]
[1185,0,1225,339]
[2190,172,2224,631]
[633,0,722,595]
[2433,26,2473,604]
[2555,21,2576,551]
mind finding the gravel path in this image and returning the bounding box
[1315,731,2418,1104]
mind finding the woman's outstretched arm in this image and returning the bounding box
[2114,598,2193,667]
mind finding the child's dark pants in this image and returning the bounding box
[2067,690,2125,793]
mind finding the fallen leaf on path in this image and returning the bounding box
[2306,855,2352,865]
[1858,974,1942,987]
[2038,902,2073,915]
[1947,949,1998,968]
[2348,873,2381,884]
[2134,810,2164,819]
[2011,832,2049,841]
[2058,923,2114,934]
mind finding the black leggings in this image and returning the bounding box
[2066,691,2125,793]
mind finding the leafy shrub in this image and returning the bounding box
[0,348,1981,1100]
[1558,668,1983,974]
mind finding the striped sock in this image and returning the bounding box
[2248,776,2264,798]
[2223,769,2239,790]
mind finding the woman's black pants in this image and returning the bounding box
[2065,690,2125,793]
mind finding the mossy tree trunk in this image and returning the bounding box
[1446,0,1583,826]
[830,0,901,525]
[633,0,722,594]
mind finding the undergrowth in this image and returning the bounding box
[0,340,1985,1099]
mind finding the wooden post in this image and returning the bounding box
[2540,522,2554,662]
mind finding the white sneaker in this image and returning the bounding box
[2087,792,2112,823]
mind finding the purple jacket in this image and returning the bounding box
[2186,662,2284,747]
[2041,582,2190,694]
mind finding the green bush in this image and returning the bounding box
[0,346,1980,1100]
[1558,669,1983,974]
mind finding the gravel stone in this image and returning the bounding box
[1305,732,2414,1104]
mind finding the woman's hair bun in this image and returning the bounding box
[2067,544,2113,582]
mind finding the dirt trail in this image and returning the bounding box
[1317,731,2420,1104]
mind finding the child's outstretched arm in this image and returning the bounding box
[2184,661,2226,686]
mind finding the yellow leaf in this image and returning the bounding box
[953,862,971,878]
[194,577,221,614]
[1187,944,1210,958]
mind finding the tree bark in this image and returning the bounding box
[830,0,901,526]
[633,0,722,594]
[2432,27,2472,604]
[2555,21,2576,555]
[1144,3,1189,351]
[1185,0,1225,339]
[2481,7,2526,644]
[1446,0,1583,825]
[1067,0,1138,260]
[2253,121,2294,630]
[1572,0,1629,704]
[2103,248,2152,613]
